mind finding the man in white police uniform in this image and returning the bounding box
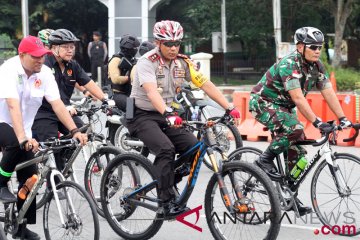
[0,35,87,239]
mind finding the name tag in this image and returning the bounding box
[174,69,185,78]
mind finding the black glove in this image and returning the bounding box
[313,118,333,133]
[339,117,352,129]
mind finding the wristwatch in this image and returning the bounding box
[163,107,173,117]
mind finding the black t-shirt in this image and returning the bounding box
[35,55,91,117]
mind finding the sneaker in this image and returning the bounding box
[157,201,190,220]
[0,187,17,203]
[286,197,312,216]
[13,227,40,240]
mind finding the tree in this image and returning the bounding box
[330,0,355,67]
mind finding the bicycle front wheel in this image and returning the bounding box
[101,153,163,240]
[84,146,121,217]
[205,161,281,240]
[311,153,360,236]
[43,181,100,240]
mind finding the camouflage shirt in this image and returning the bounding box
[251,51,331,108]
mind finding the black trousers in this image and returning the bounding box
[127,109,197,201]
[0,123,37,224]
[90,61,104,83]
[32,114,84,171]
[112,92,128,112]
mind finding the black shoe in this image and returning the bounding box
[255,148,281,181]
[13,227,41,240]
[157,201,190,220]
[0,187,17,203]
[287,198,312,216]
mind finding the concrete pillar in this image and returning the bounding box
[190,52,213,80]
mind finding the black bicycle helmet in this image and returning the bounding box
[139,41,156,56]
[48,29,80,45]
[294,27,324,45]
[119,34,140,50]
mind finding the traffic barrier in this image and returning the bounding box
[232,91,358,147]
[330,71,337,92]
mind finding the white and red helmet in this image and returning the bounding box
[153,20,184,41]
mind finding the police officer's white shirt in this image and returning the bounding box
[0,56,60,138]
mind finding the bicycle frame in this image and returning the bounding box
[122,121,232,213]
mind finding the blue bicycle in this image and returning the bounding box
[100,118,281,240]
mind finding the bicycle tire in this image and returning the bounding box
[84,146,122,218]
[228,146,263,162]
[0,222,7,240]
[311,153,360,236]
[43,181,100,240]
[203,118,243,170]
[100,153,163,240]
[205,161,281,240]
[113,125,150,157]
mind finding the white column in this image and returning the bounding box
[108,0,116,57]
[273,0,282,60]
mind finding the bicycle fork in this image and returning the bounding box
[207,148,237,214]
[325,153,351,196]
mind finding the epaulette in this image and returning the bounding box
[177,53,189,59]
[148,53,160,62]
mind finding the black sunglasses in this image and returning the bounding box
[162,41,181,47]
[307,45,322,51]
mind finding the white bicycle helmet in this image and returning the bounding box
[294,27,324,45]
[153,20,183,41]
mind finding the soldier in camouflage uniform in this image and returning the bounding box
[249,27,352,216]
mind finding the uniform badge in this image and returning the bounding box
[148,53,160,62]
[174,68,185,78]
[67,69,73,76]
[157,66,165,78]
[17,75,23,85]
[34,79,42,88]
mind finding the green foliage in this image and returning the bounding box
[333,68,360,91]
[0,34,16,59]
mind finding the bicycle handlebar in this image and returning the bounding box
[35,138,79,156]
[312,122,360,146]
[343,123,360,142]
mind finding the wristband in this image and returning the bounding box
[70,128,80,136]
[339,116,347,121]
[312,117,322,128]
[82,90,88,95]
[19,139,29,150]
[226,105,235,114]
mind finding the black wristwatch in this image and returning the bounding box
[162,107,173,117]
[82,90,88,95]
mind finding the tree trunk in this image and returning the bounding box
[332,0,354,67]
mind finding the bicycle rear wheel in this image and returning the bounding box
[311,153,360,236]
[203,120,243,170]
[84,146,121,217]
[205,161,281,240]
[43,181,100,240]
[100,153,163,240]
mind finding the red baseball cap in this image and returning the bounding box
[18,35,52,57]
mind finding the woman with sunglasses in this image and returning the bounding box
[127,20,240,219]
[249,27,352,216]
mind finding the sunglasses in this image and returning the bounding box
[307,45,322,51]
[162,41,181,47]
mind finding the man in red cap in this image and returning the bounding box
[0,35,88,239]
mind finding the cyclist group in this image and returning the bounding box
[0,20,353,239]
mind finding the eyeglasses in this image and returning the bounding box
[162,41,181,48]
[59,44,76,50]
[307,45,322,51]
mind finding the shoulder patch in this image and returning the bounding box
[148,53,160,62]
[177,53,188,59]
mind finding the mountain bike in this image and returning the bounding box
[0,139,100,239]
[100,118,281,240]
[229,122,360,236]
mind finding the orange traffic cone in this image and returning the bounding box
[330,71,337,92]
